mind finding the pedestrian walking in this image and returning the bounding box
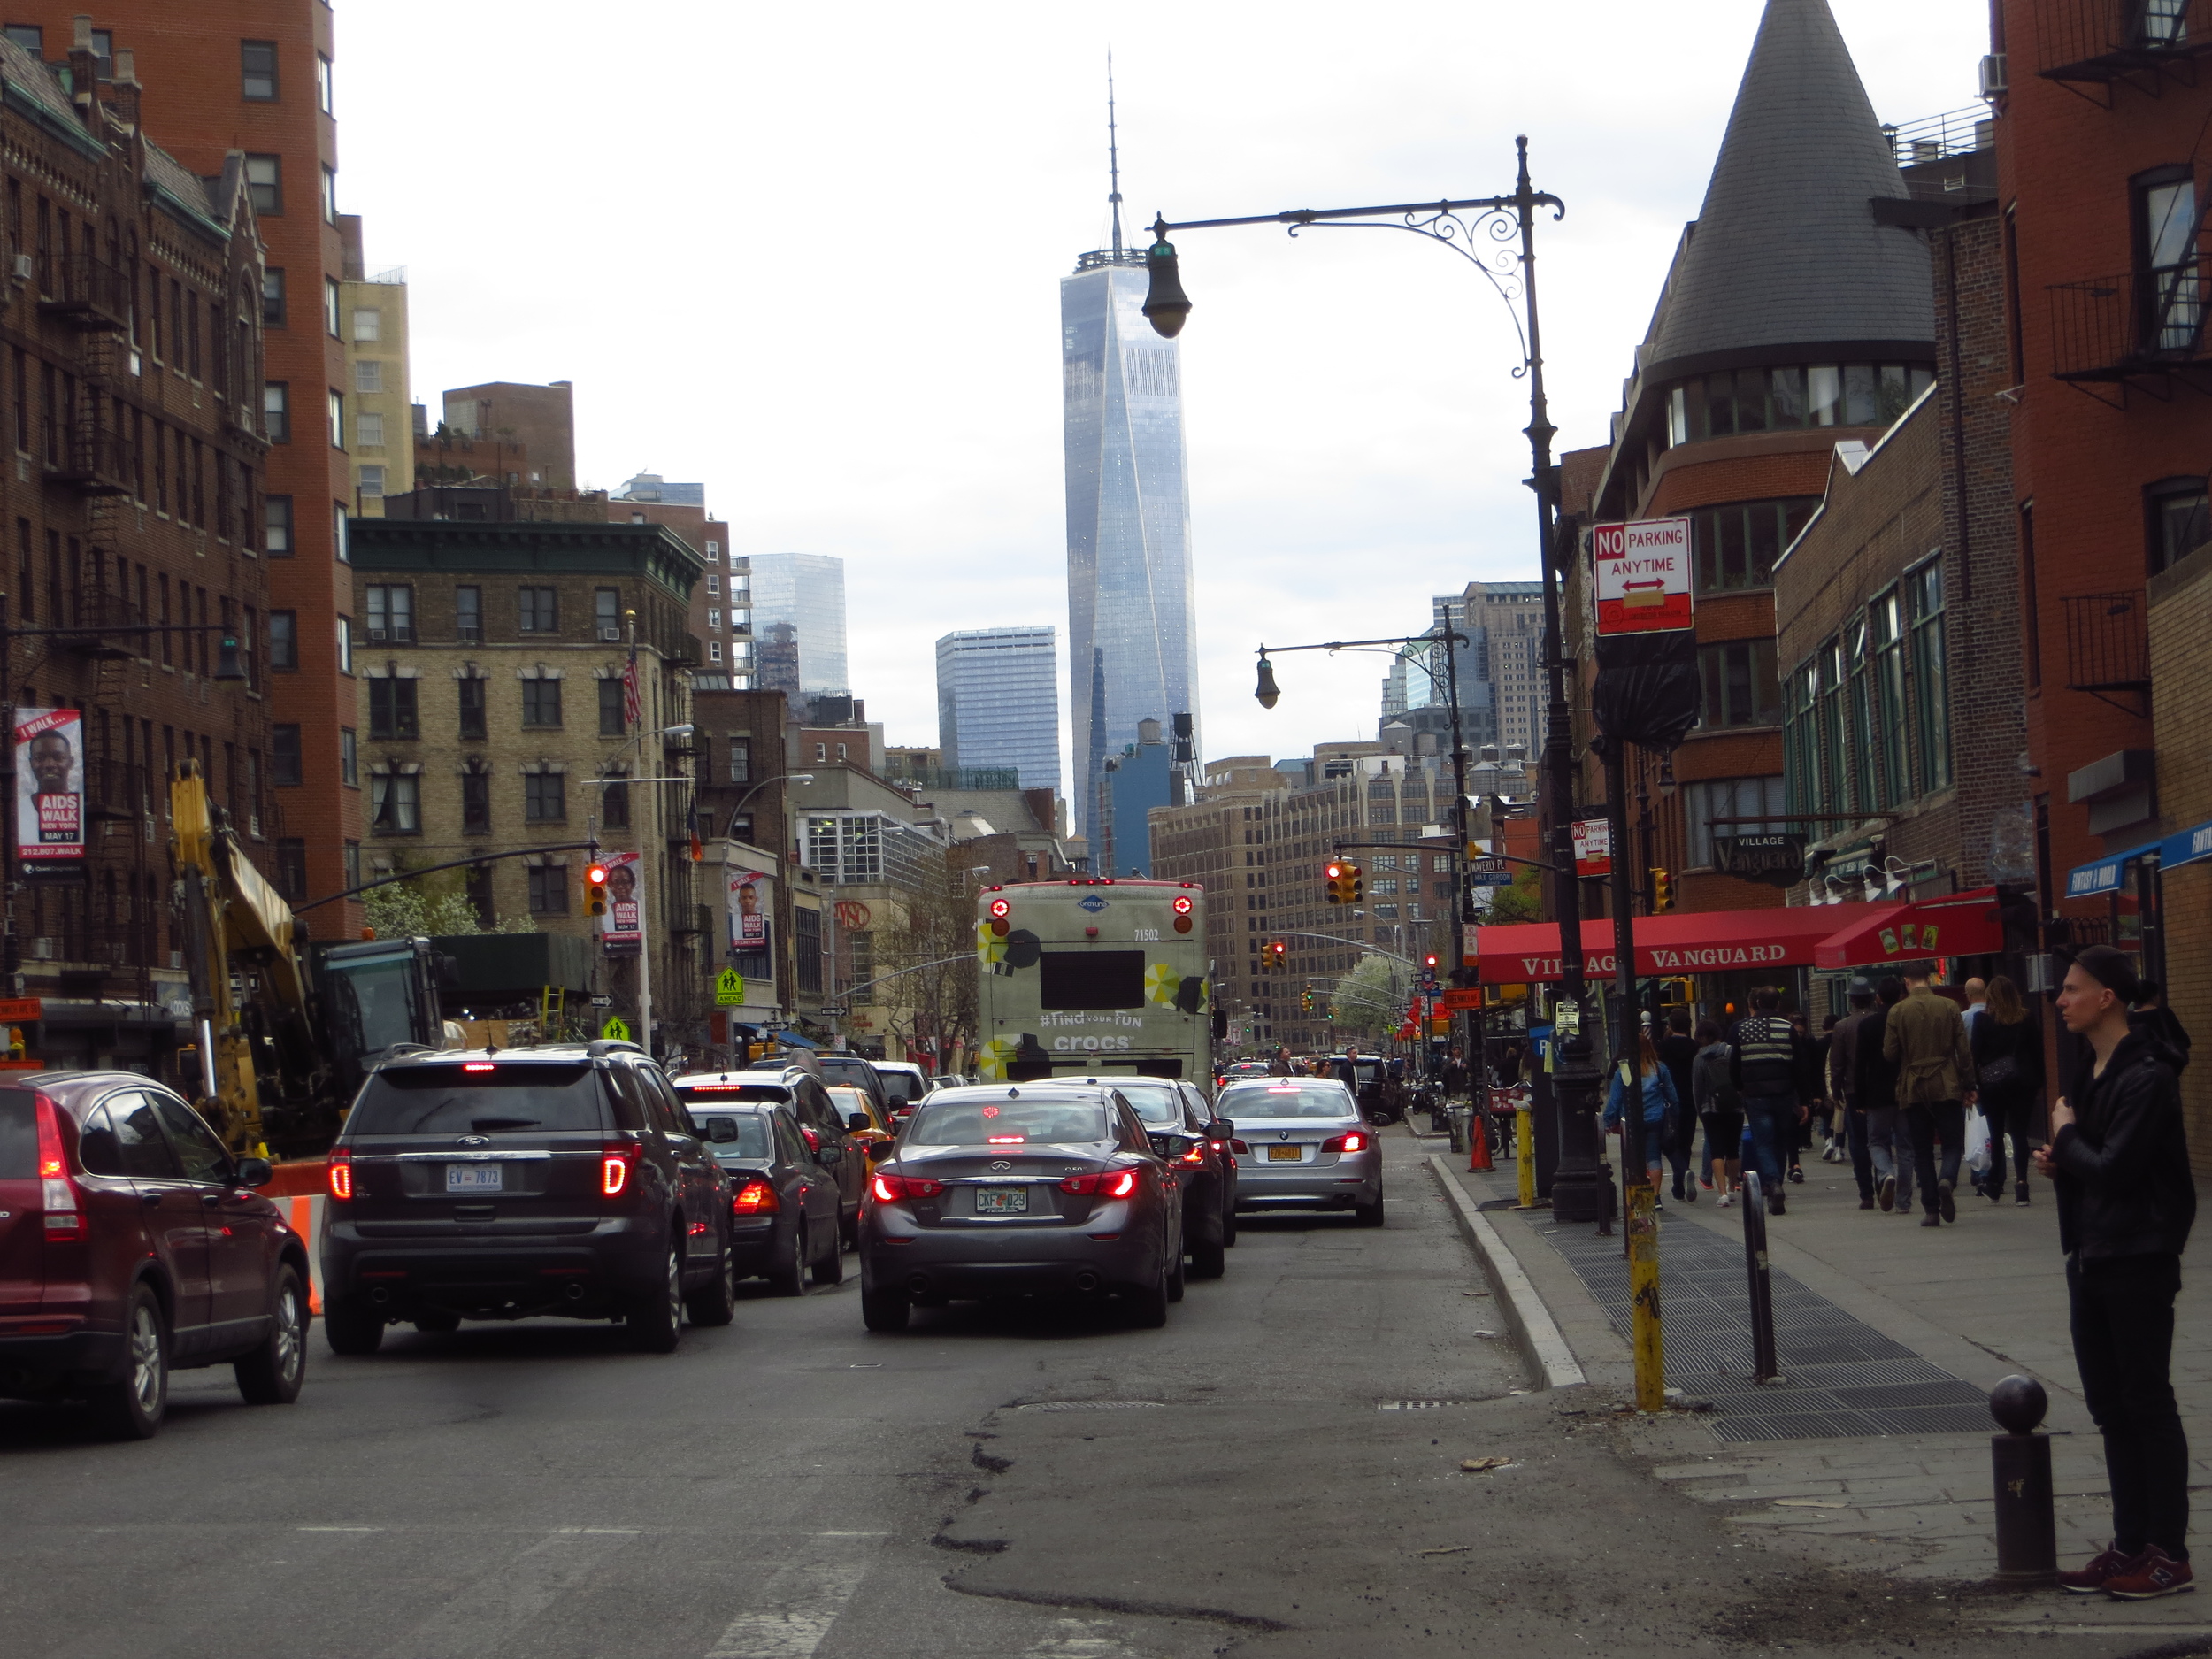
[1829,984,1879,1209]
[1657,1008,1701,1203]
[1692,1018,1742,1204]
[1816,1014,1845,1162]
[1786,1011,1825,1182]
[1961,977,1989,1044]
[1728,989,1805,1215]
[1442,1049,1469,1099]
[1857,976,1914,1216]
[1267,1047,1293,1078]
[2131,982,2193,1076]
[1970,974,2042,1205]
[2042,946,2196,1600]
[1884,963,1978,1227]
[1605,1029,1679,1207]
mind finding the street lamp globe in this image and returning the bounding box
[1255,654,1281,710]
[1142,222,1192,338]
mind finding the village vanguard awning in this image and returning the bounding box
[1810,888,2002,970]
[1471,903,1890,985]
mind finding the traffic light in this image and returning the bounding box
[586,862,609,917]
[1325,861,1363,904]
[1300,986,1314,1012]
[1268,940,1287,973]
[1325,860,1347,903]
[1423,953,1440,977]
[1650,867,1673,912]
[1346,861,1363,903]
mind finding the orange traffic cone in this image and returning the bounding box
[1468,1110,1494,1172]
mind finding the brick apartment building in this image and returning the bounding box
[606,487,745,684]
[42,0,364,934]
[442,380,573,489]
[0,24,273,1068]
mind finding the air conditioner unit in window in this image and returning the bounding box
[30,937,51,960]
[11,252,30,280]
[367,628,388,642]
[1978,52,2008,95]
[598,626,623,642]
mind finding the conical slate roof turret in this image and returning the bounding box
[1646,0,1932,375]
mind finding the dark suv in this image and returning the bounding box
[319,1042,734,1355]
[0,1073,310,1439]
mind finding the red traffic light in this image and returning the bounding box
[1325,861,1346,880]
[1424,954,1439,970]
[587,864,608,886]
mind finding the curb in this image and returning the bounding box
[1427,1153,1585,1391]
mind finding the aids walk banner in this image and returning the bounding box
[726,867,772,956]
[601,850,643,955]
[15,708,82,862]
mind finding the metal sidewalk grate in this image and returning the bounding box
[1523,1210,1989,1442]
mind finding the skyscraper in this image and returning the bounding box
[936,627,1063,792]
[749,554,849,699]
[1061,83,1197,836]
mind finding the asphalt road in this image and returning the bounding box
[0,1137,2164,1659]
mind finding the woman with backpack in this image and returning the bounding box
[1972,974,2044,1205]
[1689,1018,1743,1206]
[1605,1028,1681,1209]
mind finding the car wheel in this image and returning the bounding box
[1165,1235,1187,1303]
[769,1221,809,1298]
[1354,1193,1386,1228]
[1189,1235,1226,1279]
[1123,1246,1171,1329]
[861,1284,910,1333]
[323,1299,386,1356]
[686,1237,738,1327]
[89,1284,168,1440]
[810,1228,845,1286]
[840,1208,859,1252]
[1223,1202,1238,1248]
[411,1310,461,1334]
[626,1240,685,1353]
[235,1265,308,1405]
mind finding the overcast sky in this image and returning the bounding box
[342,1,1988,795]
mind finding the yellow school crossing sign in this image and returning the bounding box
[601,1015,631,1041]
[715,968,745,1007]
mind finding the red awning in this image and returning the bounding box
[1810,888,2002,970]
[1471,902,1893,984]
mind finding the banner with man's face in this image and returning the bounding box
[601,850,642,949]
[727,868,771,952]
[16,708,81,862]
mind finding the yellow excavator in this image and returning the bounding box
[169,760,448,1156]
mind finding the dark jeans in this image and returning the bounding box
[1845,1102,1874,1199]
[1979,1091,2035,1185]
[1742,1091,1796,1196]
[1904,1101,1965,1211]
[2069,1251,2189,1560]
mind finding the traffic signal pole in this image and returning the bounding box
[1605,741,1664,1411]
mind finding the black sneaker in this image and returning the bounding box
[1939,1180,1956,1224]
[1788,1166,1805,1184]
[1770,1193,1786,1216]
[2016,1181,2031,1206]
[1878,1175,1895,1212]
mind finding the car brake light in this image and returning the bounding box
[602,1140,641,1197]
[1058,1168,1140,1199]
[986,1134,1025,1144]
[799,1125,820,1152]
[1179,1144,1206,1164]
[327,1148,354,1202]
[732,1179,779,1215]
[35,1093,82,1240]
[1323,1131,1368,1154]
[1230,1139,1251,1155]
[871,1172,942,1202]
[463,1063,495,1072]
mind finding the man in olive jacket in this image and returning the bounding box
[1883,964,1978,1225]
[2040,946,2196,1600]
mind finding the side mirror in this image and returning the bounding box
[705,1117,739,1143]
[818,1145,843,1166]
[234,1156,273,1188]
[1210,1118,1234,1138]
[846,1112,871,1133]
[864,1140,894,1161]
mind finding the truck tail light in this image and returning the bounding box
[35,1093,82,1240]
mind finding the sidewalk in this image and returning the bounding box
[1431,1135,2212,1616]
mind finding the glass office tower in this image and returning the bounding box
[1062,253,1197,837]
[749,553,849,699]
[936,626,1062,791]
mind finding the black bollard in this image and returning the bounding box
[1740,1171,1778,1383]
[1990,1374,2058,1585]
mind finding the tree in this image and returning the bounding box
[362,868,531,940]
[875,856,978,1071]
[1329,952,1408,1039]
[1483,864,1545,926]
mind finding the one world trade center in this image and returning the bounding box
[1061,96,1198,838]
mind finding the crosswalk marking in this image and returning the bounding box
[704,1559,872,1658]
[1023,1621,1142,1658]
[384,1529,642,1659]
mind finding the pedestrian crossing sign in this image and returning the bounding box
[716,968,745,1007]
[601,1015,631,1041]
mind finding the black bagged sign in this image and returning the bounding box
[1590,630,1700,755]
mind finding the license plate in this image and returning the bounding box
[973,1186,1029,1215]
[1268,1145,1303,1162]
[446,1164,503,1193]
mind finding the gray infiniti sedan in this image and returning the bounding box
[857,1085,1187,1333]
[1217,1079,1384,1226]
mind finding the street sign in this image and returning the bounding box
[1469,856,1515,887]
[600,1015,631,1041]
[1439,987,1485,1012]
[714,967,746,1007]
[818,1004,850,1018]
[1572,818,1612,878]
[1592,517,1694,635]
[588,994,613,1008]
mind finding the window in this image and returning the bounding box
[261,268,285,326]
[244,154,280,216]
[524,771,565,822]
[276,839,307,901]
[323,277,340,337]
[708,641,723,664]
[1696,638,1781,728]
[242,39,278,99]
[272,725,302,786]
[518,587,557,633]
[2147,476,2210,573]
[328,388,343,446]
[358,464,385,498]
[706,573,721,595]
[336,615,352,674]
[344,841,360,889]
[263,382,288,442]
[368,677,418,741]
[339,726,358,787]
[334,502,348,561]
[265,494,292,555]
[527,864,567,916]
[597,677,626,736]
[603,772,630,829]
[370,772,419,833]
[705,540,720,562]
[458,676,487,741]
[351,308,380,342]
[2138,168,2200,353]
[320,165,337,226]
[269,610,296,670]
[521,678,562,727]
[594,588,620,637]
[1905,561,1952,793]
[461,770,489,834]
[453,584,481,642]
[729,736,751,783]
[1684,776,1788,870]
[1691,498,1820,592]
[1864,590,1908,804]
[707,608,722,632]
[316,50,333,113]
[353,359,382,395]
[365,584,412,642]
[357,411,383,448]
[2,25,37,52]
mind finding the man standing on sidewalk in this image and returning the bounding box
[2041,946,2196,1600]
[1884,964,1977,1227]
[1829,984,1878,1208]
[1729,988,1805,1215]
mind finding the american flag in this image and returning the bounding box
[622,648,641,730]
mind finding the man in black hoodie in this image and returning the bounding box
[2042,946,2197,1601]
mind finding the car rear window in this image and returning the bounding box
[347,1063,608,1135]
[695,1113,774,1160]
[906,1098,1110,1146]
[677,1082,792,1106]
[1221,1084,1357,1119]
[1098,1085,1180,1126]
[0,1087,34,1177]
[877,1071,924,1104]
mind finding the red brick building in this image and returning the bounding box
[31,1,363,933]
